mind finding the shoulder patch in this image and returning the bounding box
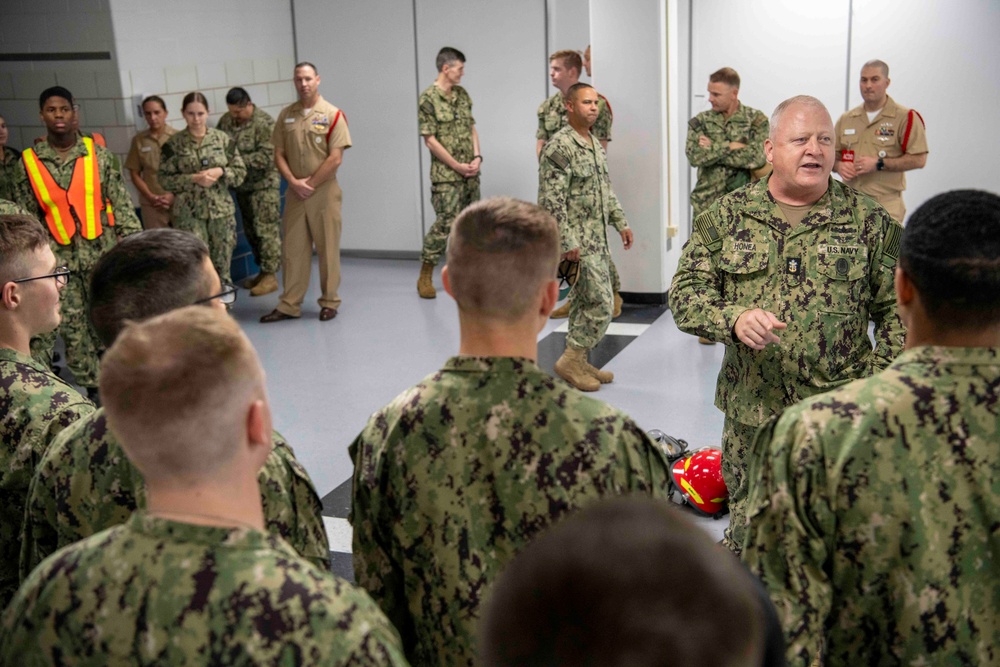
[419,100,433,116]
[880,219,903,269]
[694,211,723,253]
[751,111,768,127]
[688,117,701,131]
[546,150,570,171]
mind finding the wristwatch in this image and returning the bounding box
[876,157,885,171]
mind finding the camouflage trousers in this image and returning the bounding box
[175,214,236,286]
[720,416,759,555]
[236,187,282,274]
[421,178,480,266]
[567,253,614,351]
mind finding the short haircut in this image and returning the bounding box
[141,95,167,113]
[480,498,765,667]
[900,189,1000,327]
[38,86,74,109]
[101,306,264,485]
[566,82,594,102]
[709,67,741,89]
[0,214,50,284]
[225,87,252,106]
[436,47,466,72]
[181,91,210,112]
[446,197,559,320]
[769,94,830,139]
[295,61,318,75]
[549,49,582,74]
[89,229,214,347]
[862,59,890,77]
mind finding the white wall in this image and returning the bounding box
[109,0,297,133]
[0,0,120,153]
[592,0,669,296]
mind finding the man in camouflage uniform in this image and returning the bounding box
[218,87,282,296]
[0,214,94,608]
[19,230,330,578]
[685,68,769,346]
[538,84,633,392]
[537,49,622,320]
[13,86,142,397]
[670,95,905,554]
[350,197,672,667]
[416,47,481,299]
[2,307,408,665]
[686,67,769,221]
[743,189,1000,666]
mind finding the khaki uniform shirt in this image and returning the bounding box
[670,177,905,427]
[538,125,627,256]
[272,95,352,184]
[418,84,475,184]
[835,95,928,215]
[124,126,177,203]
[744,346,999,666]
[536,92,613,143]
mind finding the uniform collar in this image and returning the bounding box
[441,355,542,375]
[291,95,326,113]
[0,346,81,390]
[891,345,1000,370]
[849,95,899,122]
[741,176,854,234]
[31,136,88,162]
[567,127,598,151]
[129,511,285,552]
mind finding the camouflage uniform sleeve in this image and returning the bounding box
[261,435,331,571]
[719,110,768,170]
[537,143,576,253]
[535,100,549,141]
[157,138,196,194]
[222,136,247,190]
[348,427,416,654]
[742,409,834,666]
[868,215,906,373]
[619,419,674,498]
[19,452,59,581]
[685,116,726,168]
[418,94,437,137]
[242,118,275,172]
[607,186,628,233]
[98,145,141,237]
[669,209,751,341]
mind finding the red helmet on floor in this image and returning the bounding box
[669,448,728,518]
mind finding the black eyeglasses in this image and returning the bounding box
[13,266,71,286]
[194,284,238,306]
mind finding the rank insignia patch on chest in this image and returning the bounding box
[786,257,801,275]
[836,258,850,276]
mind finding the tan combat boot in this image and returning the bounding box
[554,347,600,392]
[417,262,436,299]
[549,301,570,319]
[584,361,613,384]
[242,273,262,289]
[250,272,278,296]
[613,292,623,318]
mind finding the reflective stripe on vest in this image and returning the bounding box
[87,133,116,225]
[22,137,105,245]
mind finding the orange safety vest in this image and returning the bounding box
[88,133,116,226]
[22,137,112,245]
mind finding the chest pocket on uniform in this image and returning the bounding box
[570,162,595,196]
[435,105,455,123]
[545,114,562,132]
[817,247,867,283]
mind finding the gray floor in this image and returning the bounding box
[231,255,731,559]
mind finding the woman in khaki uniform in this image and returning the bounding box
[159,92,246,285]
[125,96,177,229]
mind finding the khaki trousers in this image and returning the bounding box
[277,180,342,316]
